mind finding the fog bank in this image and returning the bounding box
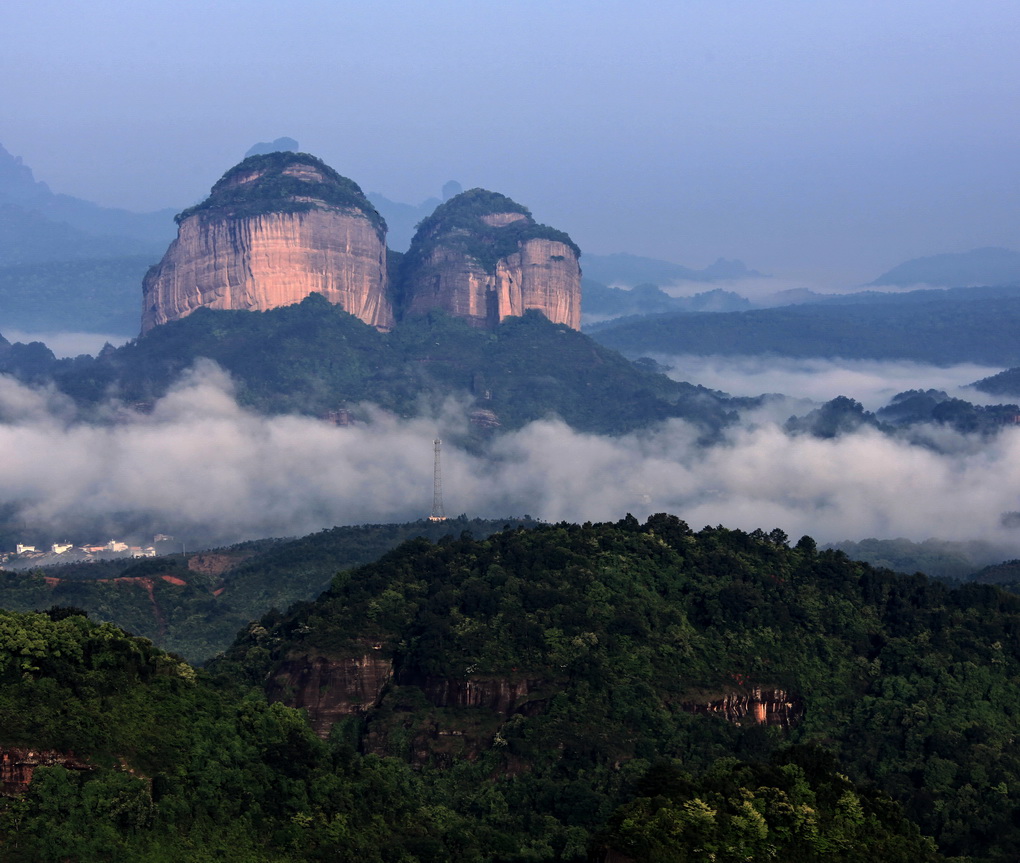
[654,355,1003,411]
[2,363,1020,555]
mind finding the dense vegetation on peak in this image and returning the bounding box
[174,151,386,237]
[0,607,488,861]
[0,294,735,436]
[400,187,581,279]
[973,365,1020,399]
[204,514,1020,861]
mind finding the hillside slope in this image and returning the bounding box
[208,515,1020,861]
[0,294,736,436]
[1,515,983,861]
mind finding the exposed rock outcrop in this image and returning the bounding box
[399,189,581,330]
[1,747,93,795]
[400,672,548,716]
[681,687,803,728]
[141,152,392,333]
[266,654,394,738]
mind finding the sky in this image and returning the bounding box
[3,0,1019,285]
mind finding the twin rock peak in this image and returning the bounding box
[141,152,582,334]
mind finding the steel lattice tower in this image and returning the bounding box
[429,438,447,521]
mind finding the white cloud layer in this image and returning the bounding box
[652,355,1003,411]
[4,362,1020,557]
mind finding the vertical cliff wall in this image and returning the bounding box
[141,152,393,334]
[399,189,581,330]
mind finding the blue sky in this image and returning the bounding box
[3,0,1019,282]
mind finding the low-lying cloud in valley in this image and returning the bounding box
[3,361,1020,555]
[653,354,1004,410]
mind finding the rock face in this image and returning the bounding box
[681,687,804,728]
[1,747,92,795]
[399,189,581,330]
[266,654,394,738]
[266,651,549,742]
[141,152,392,333]
[400,672,548,716]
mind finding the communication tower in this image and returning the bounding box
[429,438,447,521]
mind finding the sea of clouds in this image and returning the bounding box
[3,358,1020,555]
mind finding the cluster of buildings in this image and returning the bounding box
[1,537,168,568]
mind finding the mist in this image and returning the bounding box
[3,362,1020,555]
[651,355,1004,411]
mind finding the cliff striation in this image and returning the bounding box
[266,653,393,738]
[141,152,392,333]
[681,687,804,728]
[1,747,93,795]
[399,189,581,330]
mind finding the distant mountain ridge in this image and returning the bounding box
[589,288,1020,366]
[581,280,752,322]
[582,252,765,286]
[0,294,736,437]
[0,142,176,335]
[0,142,175,249]
[870,246,1020,287]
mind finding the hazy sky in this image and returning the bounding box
[3,1,1019,283]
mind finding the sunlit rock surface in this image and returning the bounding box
[681,686,804,728]
[400,190,581,330]
[141,153,392,333]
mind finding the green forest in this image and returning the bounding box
[0,295,737,437]
[5,515,1020,860]
[0,518,541,664]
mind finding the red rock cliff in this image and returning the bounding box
[400,190,581,330]
[141,152,392,334]
[266,654,394,738]
[681,686,803,728]
[1,747,93,795]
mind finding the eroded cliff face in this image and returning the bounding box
[400,672,548,716]
[266,654,393,738]
[402,244,495,327]
[266,653,550,752]
[681,687,804,728]
[400,191,582,330]
[496,237,582,330]
[141,153,392,333]
[1,747,92,795]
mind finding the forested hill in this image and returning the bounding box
[6,515,1001,860]
[589,292,1020,365]
[0,517,542,663]
[201,514,1020,862]
[0,294,735,436]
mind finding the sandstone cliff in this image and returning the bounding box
[681,686,803,728]
[1,747,93,795]
[141,152,392,333]
[399,189,581,330]
[266,653,393,738]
